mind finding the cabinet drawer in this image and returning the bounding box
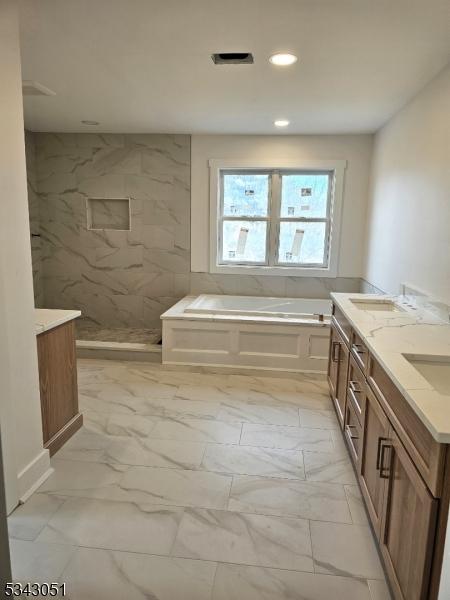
[351,330,369,372]
[332,304,351,346]
[344,399,362,466]
[347,356,366,426]
[367,355,445,497]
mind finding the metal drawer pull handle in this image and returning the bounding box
[379,441,392,479]
[353,344,366,355]
[332,341,340,362]
[349,380,361,394]
[376,437,388,470]
[345,424,359,441]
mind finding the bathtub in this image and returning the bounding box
[161,295,332,373]
[185,294,331,321]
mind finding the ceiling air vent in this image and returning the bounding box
[212,53,254,64]
[22,80,56,96]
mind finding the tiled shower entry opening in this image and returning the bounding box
[76,321,163,361]
[77,322,162,345]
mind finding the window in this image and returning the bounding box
[209,160,346,277]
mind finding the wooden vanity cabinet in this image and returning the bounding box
[327,319,349,429]
[37,320,83,456]
[328,302,448,600]
[379,427,437,600]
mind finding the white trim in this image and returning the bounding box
[209,159,347,277]
[16,449,52,504]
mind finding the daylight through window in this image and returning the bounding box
[218,170,334,268]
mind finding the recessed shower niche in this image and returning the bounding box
[87,197,131,230]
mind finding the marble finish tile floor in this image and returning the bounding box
[8,359,390,599]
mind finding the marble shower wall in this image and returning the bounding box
[26,131,44,307]
[25,132,361,329]
[32,132,191,328]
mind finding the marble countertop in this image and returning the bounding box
[331,293,450,443]
[35,308,81,335]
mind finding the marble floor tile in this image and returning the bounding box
[150,417,242,444]
[58,429,206,470]
[270,391,334,411]
[303,451,357,484]
[83,410,159,437]
[212,563,373,600]
[174,384,232,403]
[298,408,340,430]
[85,394,221,420]
[80,378,177,404]
[8,493,66,541]
[240,424,333,452]
[345,484,369,525]
[310,521,385,579]
[368,579,393,600]
[118,465,232,509]
[331,429,352,457]
[229,476,352,522]
[36,497,183,554]
[61,548,217,600]
[10,539,76,583]
[217,401,300,426]
[201,444,305,479]
[39,459,232,509]
[173,508,313,572]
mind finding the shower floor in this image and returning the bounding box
[76,323,162,345]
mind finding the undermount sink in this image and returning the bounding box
[350,299,405,312]
[403,354,450,396]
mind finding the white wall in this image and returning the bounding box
[0,0,51,512]
[364,65,450,301]
[191,134,373,277]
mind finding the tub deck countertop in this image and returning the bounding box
[161,296,330,327]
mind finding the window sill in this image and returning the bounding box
[209,264,338,278]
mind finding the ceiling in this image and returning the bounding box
[19,0,450,134]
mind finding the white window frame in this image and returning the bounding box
[209,159,346,277]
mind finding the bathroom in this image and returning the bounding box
[1,1,450,599]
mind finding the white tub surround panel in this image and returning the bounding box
[331,293,450,442]
[162,296,330,373]
[35,309,81,335]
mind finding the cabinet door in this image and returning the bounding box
[379,428,437,600]
[37,321,78,443]
[359,385,390,535]
[328,322,349,429]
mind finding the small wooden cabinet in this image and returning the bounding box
[328,302,450,600]
[37,320,83,455]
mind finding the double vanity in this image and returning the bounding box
[328,293,450,600]
[35,309,83,455]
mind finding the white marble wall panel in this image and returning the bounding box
[32,133,191,328]
[25,131,44,306]
[26,132,364,329]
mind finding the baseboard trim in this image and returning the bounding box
[45,413,83,457]
[17,448,52,504]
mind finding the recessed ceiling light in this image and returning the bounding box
[274,119,290,127]
[269,53,298,66]
[81,120,99,126]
